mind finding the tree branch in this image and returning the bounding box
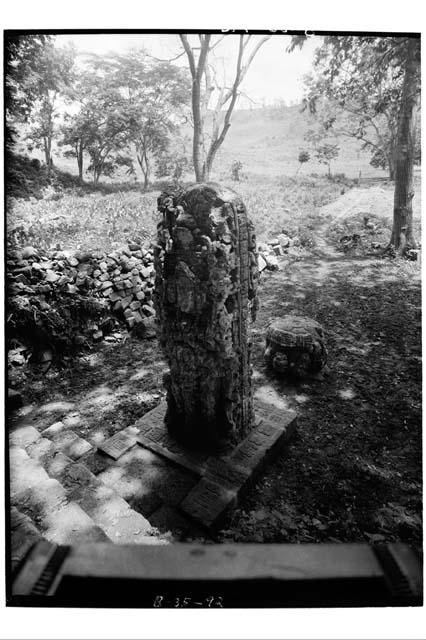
[179,35,196,78]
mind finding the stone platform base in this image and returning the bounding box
[132,399,297,530]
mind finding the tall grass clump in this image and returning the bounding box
[8,190,159,252]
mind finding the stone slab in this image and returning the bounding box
[180,479,238,530]
[135,399,297,530]
[97,430,136,460]
[135,402,209,475]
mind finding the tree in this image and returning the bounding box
[179,34,270,182]
[299,36,420,183]
[25,42,75,178]
[314,143,339,177]
[86,50,190,189]
[390,37,419,252]
[84,98,135,185]
[59,70,139,185]
[4,34,53,149]
[291,35,420,250]
[296,150,310,176]
[59,112,88,184]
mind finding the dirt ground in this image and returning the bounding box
[10,193,422,547]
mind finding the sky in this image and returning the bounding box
[54,33,321,107]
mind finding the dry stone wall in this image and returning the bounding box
[7,237,157,352]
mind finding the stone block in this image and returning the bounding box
[44,451,74,478]
[180,479,238,530]
[10,425,41,448]
[50,429,92,461]
[149,504,193,536]
[97,430,137,460]
[42,421,65,438]
[43,501,111,545]
[142,304,155,317]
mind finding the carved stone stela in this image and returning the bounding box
[154,183,259,451]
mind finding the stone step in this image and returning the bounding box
[51,461,160,545]
[10,507,43,573]
[97,445,198,517]
[21,437,161,545]
[10,447,110,546]
[40,421,93,460]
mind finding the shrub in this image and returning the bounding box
[231,160,243,181]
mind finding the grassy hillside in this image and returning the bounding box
[209,105,389,180]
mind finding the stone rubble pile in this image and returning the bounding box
[7,238,157,345]
[257,232,301,272]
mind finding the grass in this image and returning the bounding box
[8,173,356,251]
[8,189,159,252]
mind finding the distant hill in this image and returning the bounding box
[209,105,387,180]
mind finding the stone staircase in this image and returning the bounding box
[9,419,170,566]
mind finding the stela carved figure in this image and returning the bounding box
[154,183,259,452]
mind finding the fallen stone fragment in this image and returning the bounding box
[264,254,279,270]
[258,254,267,272]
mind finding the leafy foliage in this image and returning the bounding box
[296,150,310,175]
[23,43,76,174]
[314,143,339,176]
[74,50,191,187]
[301,36,421,179]
[5,34,53,147]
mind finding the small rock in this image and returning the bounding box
[22,246,38,260]
[264,254,279,271]
[258,255,267,272]
[142,304,155,317]
[277,233,290,248]
[45,270,60,283]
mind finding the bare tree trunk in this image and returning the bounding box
[192,76,205,182]
[77,142,84,184]
[93,165,101,185]
[180,34,269,183]
[388,149,396,180]
[44,137,52,179]
[179,34,210,182]
[389,38,419,252]
[143,149,150,189]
